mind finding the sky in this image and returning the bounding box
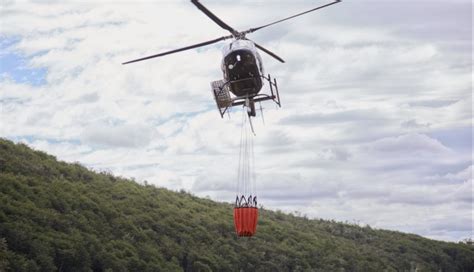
[0,0,472,242]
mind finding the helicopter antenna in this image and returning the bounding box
[259,102,265,125]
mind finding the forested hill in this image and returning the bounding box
[0,139,472,272]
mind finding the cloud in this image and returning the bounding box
[280,109,387,126]
[81,122,157,148]
[365,133,450,154]
[401,119,431,129]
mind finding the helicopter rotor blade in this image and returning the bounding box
[253,42,285,63]
[245,0,341,35]
[122,35,231,65]
[191,0,238,36]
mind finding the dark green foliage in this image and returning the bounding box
[0,138,473,271]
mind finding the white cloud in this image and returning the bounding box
[366,133,450,154]
[81,122,157,148]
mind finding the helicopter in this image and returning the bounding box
[123,0,341,119]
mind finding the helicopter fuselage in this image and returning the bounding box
[221,40,264,97]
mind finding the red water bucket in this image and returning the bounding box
[233,207,258,237]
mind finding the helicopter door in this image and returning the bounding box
[224,49,263,97]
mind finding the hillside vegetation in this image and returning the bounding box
[0,138,472,271]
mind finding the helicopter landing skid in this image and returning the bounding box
[211,74,281,118]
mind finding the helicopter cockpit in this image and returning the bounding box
[221,40,264,97]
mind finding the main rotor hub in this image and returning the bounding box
[233,32,246,40]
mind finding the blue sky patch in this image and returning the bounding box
[0,36,48,86]
[429,126,472,152]
[12,135,82,146]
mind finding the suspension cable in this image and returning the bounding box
[237,107,246,199]
[236,104,257,207]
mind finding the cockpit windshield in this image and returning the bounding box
[222,40,264,75]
